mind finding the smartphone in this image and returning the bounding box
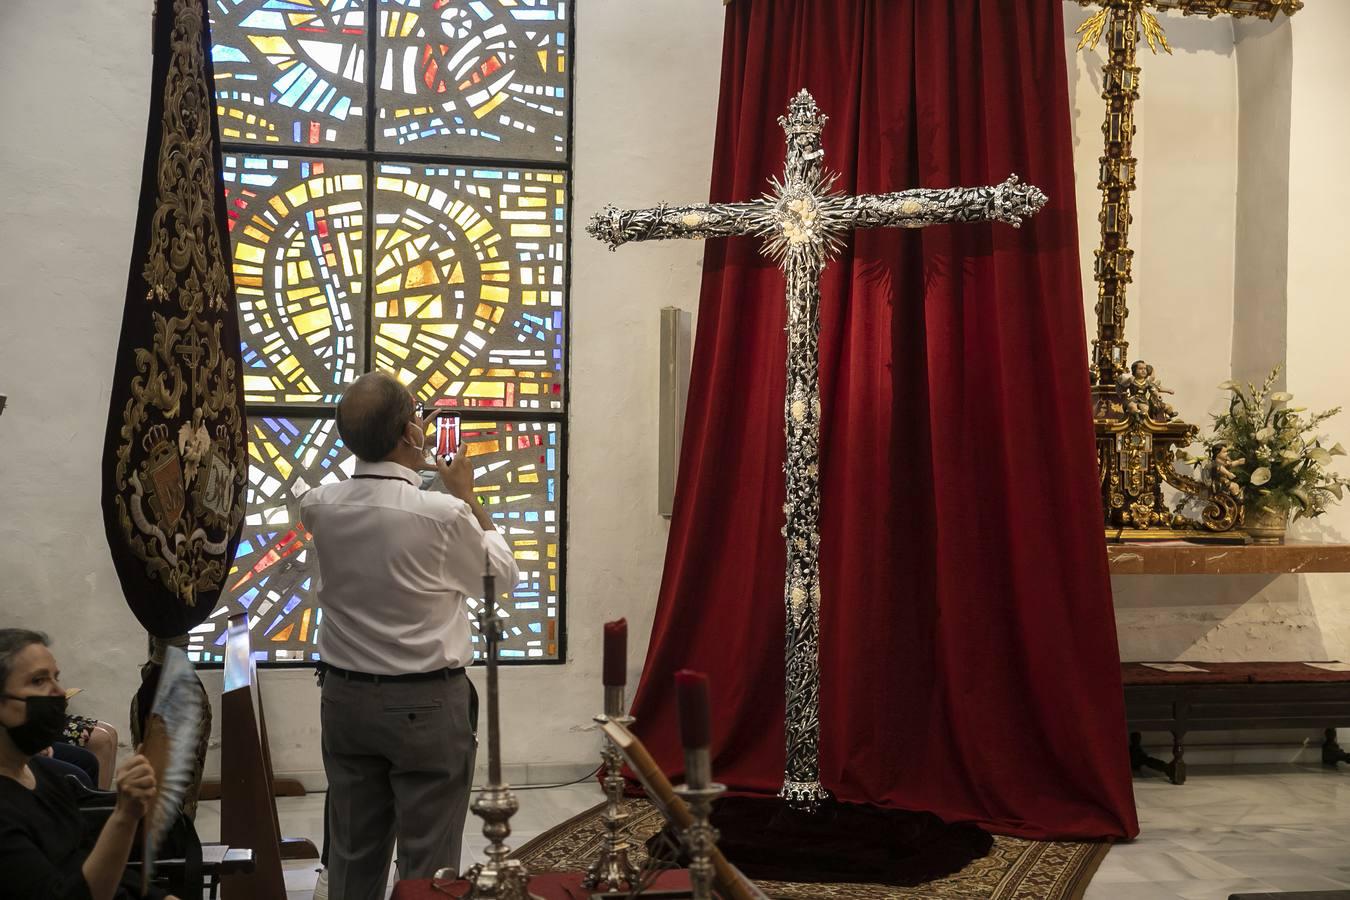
[433,411,461,459]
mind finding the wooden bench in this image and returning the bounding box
[1122,662,1350,785]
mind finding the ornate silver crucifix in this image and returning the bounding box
[588,90,1047,809]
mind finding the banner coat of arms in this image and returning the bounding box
[101,0,246,637]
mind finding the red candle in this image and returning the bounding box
[603,619,628,687]
[675,669,711,749]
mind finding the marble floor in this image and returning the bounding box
[196,764,1350,899]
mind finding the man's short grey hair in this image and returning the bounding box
[336,372,415,462]
[0,629,49,688]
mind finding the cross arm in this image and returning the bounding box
[829,174,1047,232]
[587,199,775,250]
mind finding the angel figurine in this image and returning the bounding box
[1118,359,1178,421]
[1209,445,1246,501]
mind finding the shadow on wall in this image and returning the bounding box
[1112,573,1332,662]
[1062,4,1236,151]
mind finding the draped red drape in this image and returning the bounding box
[628,0,1138,841]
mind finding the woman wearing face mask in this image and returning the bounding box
[0,629,177,900]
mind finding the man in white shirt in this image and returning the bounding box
[302,371,520,900]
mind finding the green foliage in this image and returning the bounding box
[1190,367,1350,521]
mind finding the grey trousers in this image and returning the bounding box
[321,672,476,900]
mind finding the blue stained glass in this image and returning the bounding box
[239,9,286,29]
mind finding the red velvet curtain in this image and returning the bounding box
[628,0,1139,841]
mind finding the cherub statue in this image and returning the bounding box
[1118,359,1178,421]
[1209,445,1245,501]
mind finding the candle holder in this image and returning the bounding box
[435,563,541,900]
[582,685,639,891]
[673,746,724,900]
[457,784,538,900]
[672,782,724,900]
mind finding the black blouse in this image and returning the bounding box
[0,757,159,900]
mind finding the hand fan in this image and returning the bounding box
[139,645,205,892]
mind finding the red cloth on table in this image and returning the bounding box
[627,0,1138,841]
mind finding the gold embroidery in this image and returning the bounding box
[114,0,244,608]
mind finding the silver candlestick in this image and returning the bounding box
[439,561,540,900]
[672,747,724,900]
[582,685,639,890]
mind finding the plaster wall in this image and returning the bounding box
[1284,0,1350,687]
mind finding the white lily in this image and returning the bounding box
[1250,467,1272,486]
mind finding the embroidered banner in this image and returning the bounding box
[101,0,245,637]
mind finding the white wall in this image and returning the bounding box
[0,0,158,751]
[1286,0,1350,689]
[0,0,726,786]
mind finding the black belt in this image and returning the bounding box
[320,663,466,684]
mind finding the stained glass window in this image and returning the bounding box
[200,1,571,665]
[224,155,367,404]
[211,0,369,149]
[460,419,561,659]
[192,417,352,663]
[373,163,565,409]
[192,416,561,662]
[375,0,569,160]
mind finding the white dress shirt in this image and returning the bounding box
[299,459,521,675]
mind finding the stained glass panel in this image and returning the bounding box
[375,0,569,160]
[460,418,561,660]
[210,0,369,149]
[191,417,353,663]
[191,416,561,663]
[224,155,367,404]
[372,163,565,410]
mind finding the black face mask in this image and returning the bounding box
[1,694,67,756]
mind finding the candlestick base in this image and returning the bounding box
[582,713,639,891]
[673,782,725,900]
[436,784,543,900]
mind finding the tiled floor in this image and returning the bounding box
[1086,763,1350,899]
[198,764,1350,899]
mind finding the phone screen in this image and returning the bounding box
[433,412,460,458]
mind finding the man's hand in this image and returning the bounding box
[112,752,157,822]
[436,452,476,503]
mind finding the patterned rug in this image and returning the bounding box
[516,801,1110,900]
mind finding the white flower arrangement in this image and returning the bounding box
[1190,367,1350,521]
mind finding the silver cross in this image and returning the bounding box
[589,89,1047,810]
